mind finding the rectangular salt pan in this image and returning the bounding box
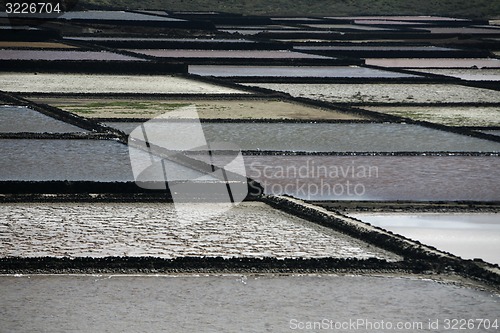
[241,155,500,201]
[126,49,332,59]
[0,73,248,94]
[365,58,500,68]
[349,213,500,265]
[244,83,500,104]
[0,105,86,133]
[105,122,500,153]
[410,69,500,81]
[0,50,145,61]
[189,65,420,78]
[0,275,497,333]
[0,202,398,260]
[362,106,500,127]
[0,139,208,181]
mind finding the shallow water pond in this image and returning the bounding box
[106,121,500,152]
[362,105,500,127]
[239,155,500,201]
[0,139,204,181]
[0,50,144,61]
[411,68,500,81]
[189,65,419,78]
[0,105,86,133]
[0,275,498,333]
[349,213,500,265]
[126,49,332,59]
[365,58,500,68]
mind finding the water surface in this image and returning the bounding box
[0,139,204,181]
[189,65,419,78]
[0,105,86,133]
[0,275,498,333]
[349,213,500,265]
[106,122,500,152]
[0,50,144,61]
[239,155,500,201]
[126,49,332,59]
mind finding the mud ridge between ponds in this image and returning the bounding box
[0,60,187,74]
[310,200,500,213]
[0,256,452,275]
[261,195,500,288]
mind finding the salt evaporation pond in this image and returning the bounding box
[416,27,500,34]
[0,73,248,94]
[0,41,76,48]
[411,68,500,81]
[1,275,498,333]
[302,24,395,31]
[29,97,368,120]
[0,50,145,61]
[234,155,500,201]
[0,105,86,133]
[59,10,185,22]
[325,16,470,22]
[188,65,420,78]
[125,49,332,59]
[0,202,397,259]
[294,45,457,52]
[0,139,206,181]
[362,106,500,127]
[244,83,500,104]
[66,37,256,43]
[106,122,500,152]
[365,58,500,68]
[349,213,500,265]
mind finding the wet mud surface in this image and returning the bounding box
[0,202,398,260]
[27,97,367,120]
[348,212,500,265]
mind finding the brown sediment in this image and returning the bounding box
[28,97,370,120]
[0,42,77,49]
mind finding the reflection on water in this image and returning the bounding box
[0,275,498,333]
[349,213,500,265]
[242,155,500,201]
[188,65,419,78]
[0,105,86,133]
[0,50,143,61]
[0,139,206,181]
[106,122,500,152]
